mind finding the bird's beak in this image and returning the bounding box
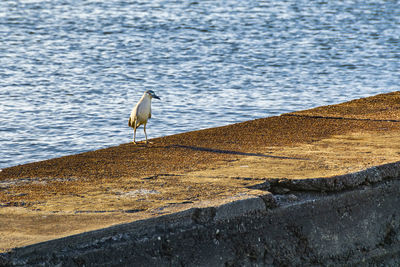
[153,94,161,100]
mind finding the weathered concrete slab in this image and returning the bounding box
[1,92,400,260]
[2,179,400,266]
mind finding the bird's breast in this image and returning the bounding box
[135,99,151,122]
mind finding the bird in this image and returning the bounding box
[128,90,161,144]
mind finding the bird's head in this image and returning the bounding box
[145,90,161,100]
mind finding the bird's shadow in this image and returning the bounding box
[168,144,309,160]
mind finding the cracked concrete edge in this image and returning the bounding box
[1,194,268,262]
[267,161,400,192]
[4,179,400,266]
[213,195,267,221]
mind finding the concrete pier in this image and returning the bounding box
[1,92,400,265]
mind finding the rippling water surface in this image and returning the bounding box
[1,0,399,168]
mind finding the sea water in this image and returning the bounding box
[0,0,399,168]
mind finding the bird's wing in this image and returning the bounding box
[129,105,138,127]
[149,105,152,118]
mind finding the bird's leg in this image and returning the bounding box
[143,123,148,144]
[133,124,137,144]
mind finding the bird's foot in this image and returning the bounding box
[133,140,152,145]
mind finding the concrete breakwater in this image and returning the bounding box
[3,178,400,266]
[1,92,400,265]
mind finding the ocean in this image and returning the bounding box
[1,0,399,168]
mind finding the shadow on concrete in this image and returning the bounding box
[170,145,309,160]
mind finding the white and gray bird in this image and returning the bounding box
[128,90,161,144]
